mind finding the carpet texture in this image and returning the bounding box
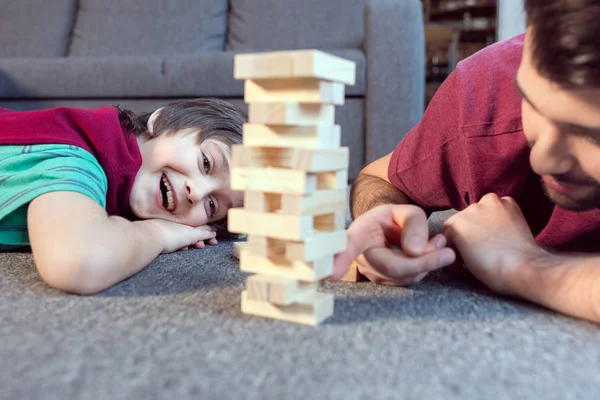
[1,212,599,399]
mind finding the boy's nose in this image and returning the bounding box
[185,176,218,206]
[185,181,204,206]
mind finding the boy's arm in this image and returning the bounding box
[350,153,412,218]
[28,191,216,295]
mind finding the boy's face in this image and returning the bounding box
[130,109,243,226]
[517,29,600,211]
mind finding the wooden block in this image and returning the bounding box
[244,78,345,105]
[234,52,293,79]
[243,191,282,213]
[234,50,355,85]
[317,169,348,190]
[248,102,335,125]
[245,275,318,305]
[232,145,349,172]
[247,235,287,258]
[341,261,367,282]
[314,211,346,232]
[280,189,346,215]
[241,290,334,326]
[228,208,313,241]
[240,249,333,282]
[233,241,246,259]
[247,230,347,262]
[292,50,356,85]
[285,230,348,262]
[231,168,347,195]
[244,189,346,216]
[242,124,341,149]
[231,167,316,194]
[228,209,345,240]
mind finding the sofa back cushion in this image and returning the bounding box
[0,0,77,57]
[227,0,369,51]
[69,0,228,56]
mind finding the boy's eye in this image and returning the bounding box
[202,154,211,173]
[208,197,216,217]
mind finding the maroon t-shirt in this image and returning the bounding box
[0,106,142,219]
[388,34,600,252]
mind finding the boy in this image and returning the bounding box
[0,99,245,294]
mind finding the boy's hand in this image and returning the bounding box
[442,193,549,295]
[142,219,217,254]
[332,204,456,284]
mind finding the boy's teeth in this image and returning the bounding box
[162,175,175,211]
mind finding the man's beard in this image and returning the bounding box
[542,174,600,211]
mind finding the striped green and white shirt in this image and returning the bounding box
[0,144,108,249]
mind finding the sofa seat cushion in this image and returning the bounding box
[69,0,228,56]
[0,0,77,57]
[0,56,167,98]
[0,50,365,99]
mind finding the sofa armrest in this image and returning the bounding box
[364,0,425,164]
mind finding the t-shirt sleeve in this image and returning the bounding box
[388,70,471,212]
[0,145,108,246]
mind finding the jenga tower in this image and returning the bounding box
[228,50,356,325]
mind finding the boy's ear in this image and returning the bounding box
[147,107,164,135]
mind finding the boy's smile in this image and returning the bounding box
[159,172,177,211]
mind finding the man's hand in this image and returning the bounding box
[442,193,550,295]
[332,204,456,284]
[141,219,218,254]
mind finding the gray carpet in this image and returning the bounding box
[1,212,600,400]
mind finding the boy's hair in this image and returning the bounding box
[525,0,600,89]
[117,98,247,232]
[117,98,246,146]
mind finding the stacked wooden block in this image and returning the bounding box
[228,50,356,325]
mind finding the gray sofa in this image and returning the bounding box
[0,0,425,178]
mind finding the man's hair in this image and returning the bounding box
[116,98,247,232]
[525,0,600,89]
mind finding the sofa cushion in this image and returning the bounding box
[0,57,166,98]
[69,0,228,56]
[227,0,370,51]
[0,0,77,57]
[0,50,366,99]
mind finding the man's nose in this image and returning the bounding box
[530,127,574,175]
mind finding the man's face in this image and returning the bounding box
[516,28,600,211]
[129,109,243,226]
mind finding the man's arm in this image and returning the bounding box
[350,153,412,219]
[508,253,600,323]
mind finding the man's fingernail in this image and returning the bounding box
[407,236,426,251]
[439,252,454,265]
[435,237,446,249]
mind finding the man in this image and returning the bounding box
[333,0,600,323]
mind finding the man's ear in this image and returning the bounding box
[146,107,163,135]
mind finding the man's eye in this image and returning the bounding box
[203,154,211,173]
[585,135,600,145]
